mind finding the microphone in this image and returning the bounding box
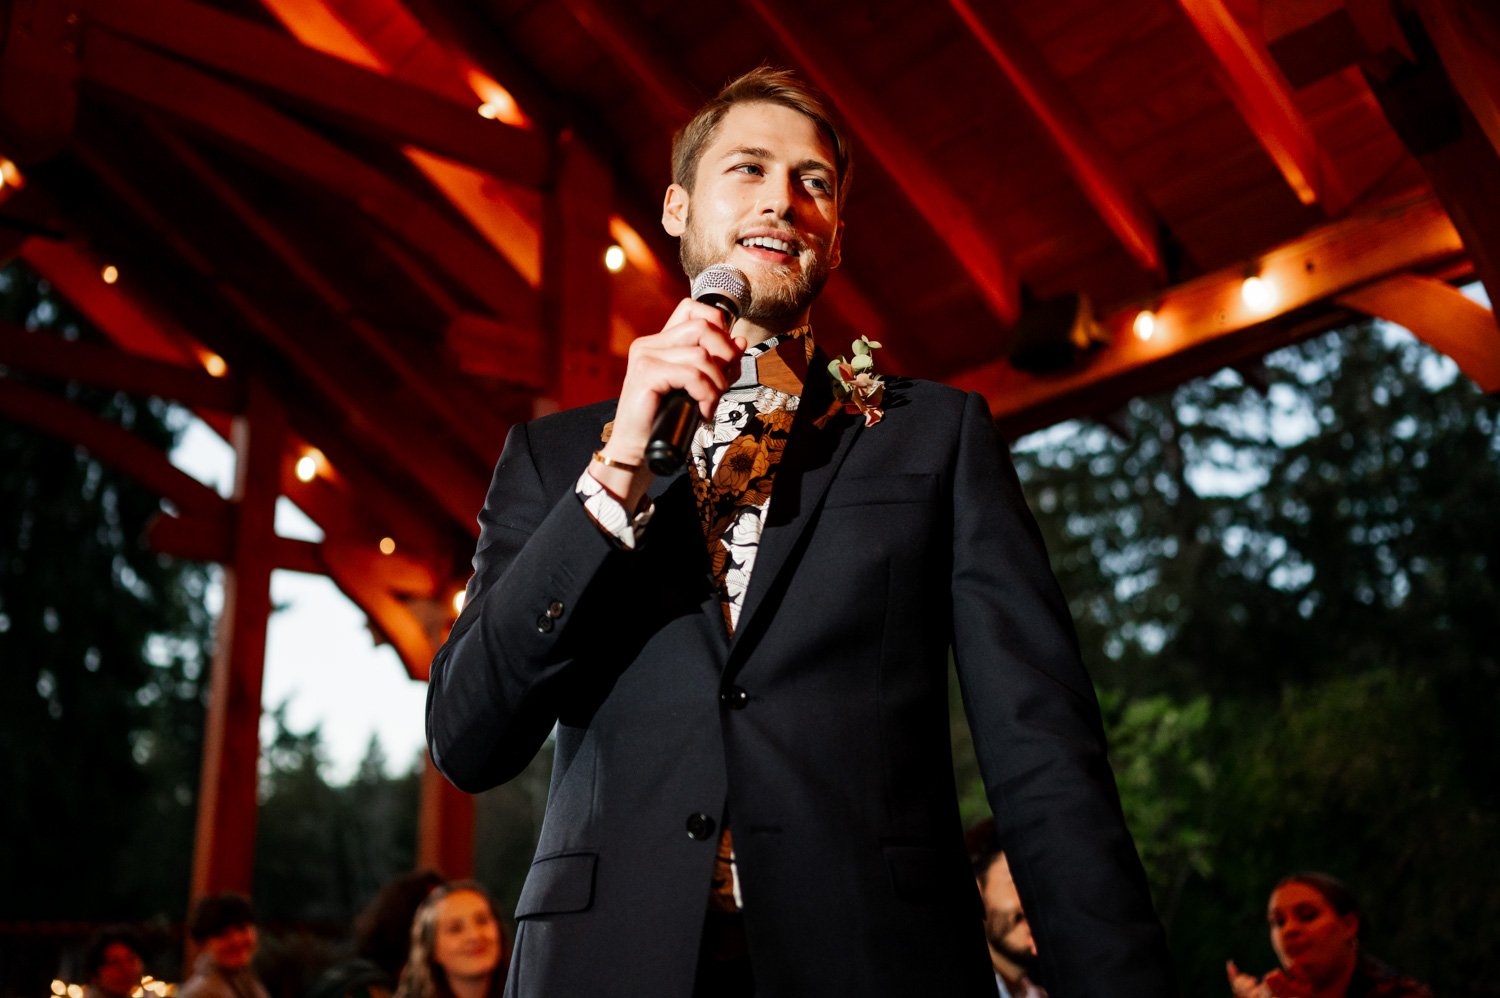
[644,264,752,475]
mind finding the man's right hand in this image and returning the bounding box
[590,297,745,508]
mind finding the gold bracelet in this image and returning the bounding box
[592,449,642,474]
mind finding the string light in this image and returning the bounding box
[1240,274,1276,313]
[379,536,396,555]
[202,352,228,377]
[101,264,119,284]
[452,588,467,615]
[1132,309,1156,342]
[294,447,324,482]
[0,157,23,191]
[603,245,627,273]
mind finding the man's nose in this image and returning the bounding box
[758,175,796,217]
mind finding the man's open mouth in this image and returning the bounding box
[739,235,801,257]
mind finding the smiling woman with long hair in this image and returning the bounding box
[395,882,511,998]
[1227,872,1432,998]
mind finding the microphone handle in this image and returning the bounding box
[645,390,699,475]
[644,300,738,475]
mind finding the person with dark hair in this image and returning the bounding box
[427,65,1175,996]
[968,819,1047,998]
[306,870,446,998]
[1227,872,1434,998]
[81,927,146,998]
[180,893,270,998]
[393,882,508,998]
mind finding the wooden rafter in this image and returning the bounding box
[148,124,514,461]
[70,146,494,531]
[953,196,1467,435]
[76,28,538,323]
[1178,0,1351,211]
[744,0,1023,326]
[17,237,208,368]
[77,0,550,189]
[0,323,240,412]
[1336,273,1500,390]
[0,377,225,517]
[946,0,1163,275]
[1417,0,1500,160]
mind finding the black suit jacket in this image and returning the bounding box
[427,369,1176,997]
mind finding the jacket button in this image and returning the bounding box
[685,813,715,841]
[720,686,749,710]
[535,614,554,633]
[546,600,564,619]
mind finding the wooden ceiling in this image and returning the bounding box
[2,0,1498,678]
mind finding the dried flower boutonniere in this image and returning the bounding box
[827,335,886,427]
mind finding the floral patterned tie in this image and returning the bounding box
[689,332,812,635]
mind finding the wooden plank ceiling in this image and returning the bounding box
[2,0,1498,677]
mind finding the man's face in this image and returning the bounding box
[979,854,1038,971]
[663,101,843,327]
[204,923,256,970]
[92,942,143,998]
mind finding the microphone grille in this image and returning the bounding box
[691,264,752,318]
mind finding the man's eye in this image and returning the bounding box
[734,163,763,175]
[805,176,832,194]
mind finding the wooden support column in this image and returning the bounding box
[543,131,617,411]
[418,755,476,878]
[189,380,283,901]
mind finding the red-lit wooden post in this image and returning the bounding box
[543,130,617,410]
[418,757,476,878]
[189,380,282,902]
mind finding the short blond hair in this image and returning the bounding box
[671,66,853,206]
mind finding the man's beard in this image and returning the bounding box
[678,213,831,323]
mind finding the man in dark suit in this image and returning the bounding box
[426,67,1176,997]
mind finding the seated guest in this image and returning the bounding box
[395,882,509,998]
[82,927,146,998]
[180,893,271,998]
[969,818,1048,998]
[1227,872,1433,998]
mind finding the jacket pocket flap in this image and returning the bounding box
[826,473,938,508]
[514,851,598,917]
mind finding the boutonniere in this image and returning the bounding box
[827,336,886,427]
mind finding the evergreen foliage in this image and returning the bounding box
[991,320,1499,997]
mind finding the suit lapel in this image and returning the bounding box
[726,349,861,664]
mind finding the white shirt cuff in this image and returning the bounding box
[575,469,654,550]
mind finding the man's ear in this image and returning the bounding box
[829,218,845,269]
[662,184,689,237]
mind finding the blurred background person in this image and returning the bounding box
[968,819,1047,998]
[307,870,445,998]
[181,893,271,998]
[1227,872,1432,998]
[81,927,146,998]
[394,882,508,998]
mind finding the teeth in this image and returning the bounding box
[741,236,798,255]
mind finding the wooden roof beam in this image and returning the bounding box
[745,0,1022,326]
[1178,0,1351,212]
[952,196,1468,435]
[73,146,494,531]
[18,237,211,369]
[147,124,512,462]
[1336,273,1500,391]
[946,0,1163,275]
[0,378,225,517]
[76,29,538,324]
[77,0,550,189]
[0,323,241,412]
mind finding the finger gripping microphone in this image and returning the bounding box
[645,264,752,475]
